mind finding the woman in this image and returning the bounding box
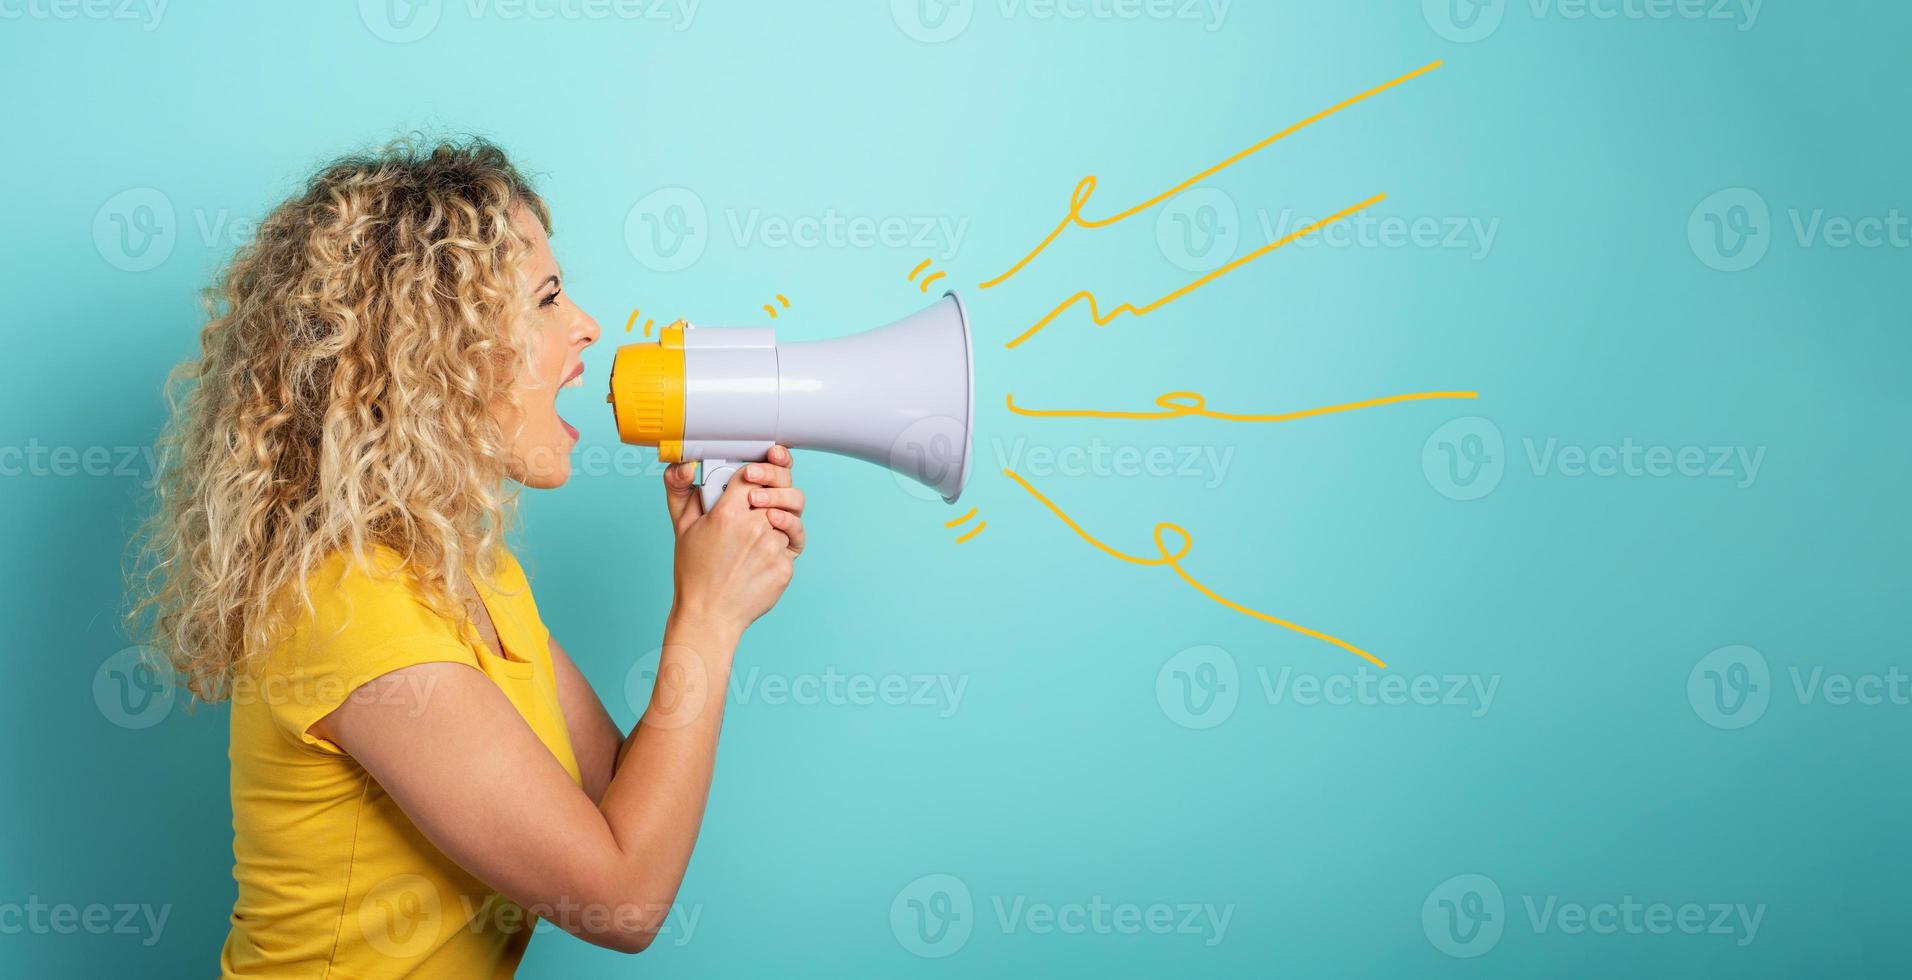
[128,139,804,976]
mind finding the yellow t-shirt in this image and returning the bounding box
[220,546,580,979]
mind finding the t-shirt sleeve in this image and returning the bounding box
[258,553,481,754]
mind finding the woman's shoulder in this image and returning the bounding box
[273,545,470,659]
[243,544,487,752]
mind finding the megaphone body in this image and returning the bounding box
[608,292,974,509]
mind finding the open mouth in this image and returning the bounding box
[556,362,585,440]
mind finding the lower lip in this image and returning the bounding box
[559,418,578,440]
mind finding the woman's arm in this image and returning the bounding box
[548,450,806,805]
[316,457,804,953]
[545,636,622,804]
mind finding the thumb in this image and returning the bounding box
[663,461,703,532]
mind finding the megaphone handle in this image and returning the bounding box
[696,459,742,511]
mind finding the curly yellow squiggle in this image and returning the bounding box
[979,60,1443,290]
[1003,193,1384,348]
[1007,389,1477,422]
[1002,469,1385,668]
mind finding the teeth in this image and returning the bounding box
[563,373,584,388]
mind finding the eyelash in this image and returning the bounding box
[539,289,561,309]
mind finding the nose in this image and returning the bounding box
[576,307,601,348]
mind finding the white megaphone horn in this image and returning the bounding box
[608,292,974,509]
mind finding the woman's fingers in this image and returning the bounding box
[764,507,805,555]
[663,461,703,532]
[739,460,792,489]
[767,444,794,468]
[746,486,805,516]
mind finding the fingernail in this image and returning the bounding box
[745,465,760,481]
[750,490,767,505]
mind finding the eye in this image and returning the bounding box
[539,288,562,309]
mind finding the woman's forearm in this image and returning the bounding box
[590,610,740,946]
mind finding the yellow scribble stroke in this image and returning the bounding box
[908,258,933,281]
[955,521,987,545]
[624,309,640,333]
[1007,389,1478,422]
[1004,194,1383,349]
[979,60,1441,290]
[919,270,947,293]
[944,506,979,528]
[1003,468,1384,668]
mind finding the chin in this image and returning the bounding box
[512,438,575,489]
[519,464,571,490]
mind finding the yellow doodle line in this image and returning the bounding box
[908,258,933,281]
[1007,389,1478,422]
[918,270,947,293]
[945,505,986,544]
[1004,194,1383,349]
[1003,468,1385,668]
[762,293,791,319]
[979,60,1442,290]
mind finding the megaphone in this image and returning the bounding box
[608,292,974,509]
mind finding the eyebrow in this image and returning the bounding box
[535,274,560,293]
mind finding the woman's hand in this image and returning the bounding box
[663,446,805,634]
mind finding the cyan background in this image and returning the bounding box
[3,0,1906,975]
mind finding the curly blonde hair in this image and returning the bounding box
[128,137,549,702]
